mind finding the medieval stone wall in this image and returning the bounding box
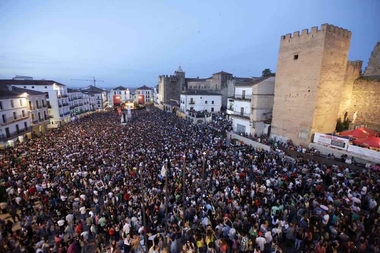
[271,24,351,145]
[363,42,380,77]
[348,77,380,130]
[338,61,362,119]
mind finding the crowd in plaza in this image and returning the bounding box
[0,106,380,253]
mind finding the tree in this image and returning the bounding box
[262,68,274,77]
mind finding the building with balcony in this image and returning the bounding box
[0,86,32,148]
[109,86,131,108]
[135,85,154,105]
[180,90,222,114]
[13,87,50,136]
[67,88,92,117]
[230,76,275,135]
[81,85,108,110]
[0,78,71,128]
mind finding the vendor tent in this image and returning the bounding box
[339,127,377,139]
[353,136,380,149]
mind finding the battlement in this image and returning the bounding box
[347,60,363,69]
[281,23,351,41]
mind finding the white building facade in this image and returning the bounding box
[109,86,131,107]
[230,77,275,136]
[180,90,222,113]
[135,85,154,104]
[0,79,71,128]
[230,84,252,134]
[81,86,108,110]
[0,86,31,148]
[67,89,92,117]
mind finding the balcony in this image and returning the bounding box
[189,101,195,105]
[234,94,252,101]
[1,114,30,126]
[0,126,32,142]
[47,104,52,109]
[232,111,250,119]
[58,104,62,108]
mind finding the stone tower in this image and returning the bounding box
[158,66,186,105]
[363,42,380,77]
[271,24,352,146]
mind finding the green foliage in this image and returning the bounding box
[336,118,351,132]
[262,68,274,77]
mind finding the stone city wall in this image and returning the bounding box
[348,77,380,131]
[338,61,363,119]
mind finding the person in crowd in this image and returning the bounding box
[0,106,379,253]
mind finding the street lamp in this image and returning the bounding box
[201,152,206,205]
[139,164,148,251]
[164,158,169,246]
[182,154,186,222]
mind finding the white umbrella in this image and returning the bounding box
[148,234,157,240]
[351,197,361,204]
[320,205,329,211]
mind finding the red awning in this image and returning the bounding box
[353,136,380,149]
[339,127,377,139]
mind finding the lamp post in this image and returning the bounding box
[201,152,206,204]
[182,154,186,222]
[139,165,148,251]
[164,158,169,245]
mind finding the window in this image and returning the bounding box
[45,86,47,88]
[294,54,299,60]
[10,100,14,108]
[205,101,208,104]
[212,101,214,104]
[13,112,17,119]
[211,108,214,112]
[20,99,23,106]
[0,101,2,110]
[24,86,26,88]
[32,86,35,88]
[22,110,25,117]
[2,114,6,123]
[24,122,28,129]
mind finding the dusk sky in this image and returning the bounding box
[1,0,379,88]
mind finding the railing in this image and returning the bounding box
[189,101,195,104]
[234,94,252,101]
[0,127,32,142]
[232,111,250,118]
[29,106,35,110]
[1,114,30,126]
[48,105,52,108]
[58,104,62,108]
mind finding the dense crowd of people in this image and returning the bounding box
[0,106,379,253]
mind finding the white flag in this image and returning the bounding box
[161,164,166,177]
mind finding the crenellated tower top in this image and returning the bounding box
[280,23,351,44]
